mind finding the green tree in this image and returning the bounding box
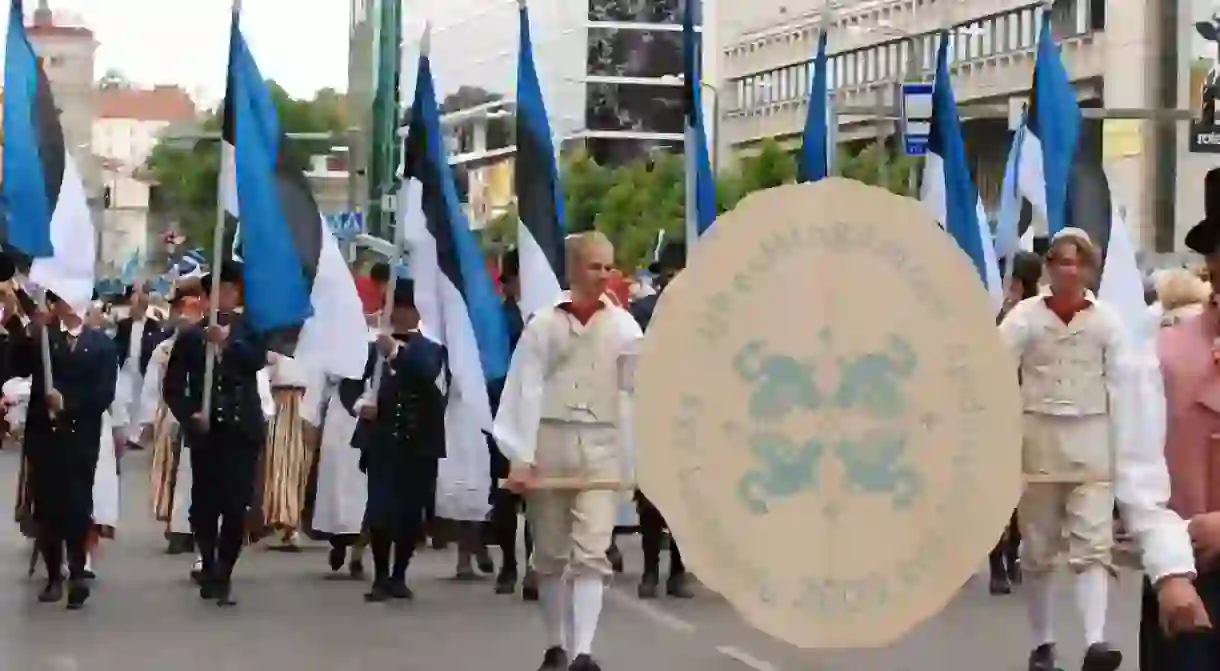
[144,83,349,258]
[837,144,920,196]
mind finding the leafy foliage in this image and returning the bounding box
[486,138,919,270]
[143,83,348,259]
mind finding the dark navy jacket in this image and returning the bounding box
[114,316,168,376]
[162,314,268,443]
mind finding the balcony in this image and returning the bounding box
[721,0,1103,148]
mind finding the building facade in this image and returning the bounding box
[716,0,1214,253]
[92,84,197,270]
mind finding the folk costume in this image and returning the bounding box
[1140,168,1220,670]
[163,262,268,607]
[626,241,691,599]
[148,290,206,554]
[301,332,371,577]
[493,292,642,671]
[12,297,117,610]
[113,290,167,448]
[1000,228,1193,671]
[490,249,537,599]
[348,280,448,602]
[249,352,310,541]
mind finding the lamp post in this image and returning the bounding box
[661,74,721,172]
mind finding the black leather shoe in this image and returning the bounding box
[607,545,623,574]
[1028,643,1056,671]
[214,580,236,607]
[388,580,414,600]
[166,535,193,555]
[1081,643,1122,671]
[537,646,567,671]
[328,545,346,572]
[568,654,602,671]
[989,575,1012,595]
[522,570,539,602]
[667,573,694,598]
[364,581,391,603]
[66,580,90,610]
[476,548,495,574]
[638,571,659,599]
[495,568,517,595]
[38,581,63,603]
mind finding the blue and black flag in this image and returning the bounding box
[2,0,95,313]
[220,8,367,378]
[513,0,565,316]
[399,31,509,435]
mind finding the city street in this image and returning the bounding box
[0,448,1146,671]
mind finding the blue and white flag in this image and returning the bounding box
[994,121,1032,284]
[2,0,95,313]
[1013,13,1145,340]
[921,32,1002,311]
[221,8,367,377]
[119,248,141,286]
[399,29,510,431]
[514,0,565,316]
[797,27,831,183]
[682,0,716,242]
[399,28,511,522]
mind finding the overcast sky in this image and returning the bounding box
[3,0,350,105]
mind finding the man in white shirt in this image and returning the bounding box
[496,232,642,671]
[114,282,166,450]
[999,228,1206,671]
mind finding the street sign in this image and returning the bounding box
[901,82,934,156]
[325,212,365,241]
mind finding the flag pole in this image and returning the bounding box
[202,0,241,421]
[369,22,424,393]
[37,287,53,401]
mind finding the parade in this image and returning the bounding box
[0,0,1219,669]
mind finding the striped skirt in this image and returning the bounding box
[249,388,312,537]
[149,402,183,525]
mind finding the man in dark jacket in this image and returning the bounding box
[113,281,168,450]
[343,278,447,602]
[628,240,693,599]
[15,289,117,609]
[163,261,267,607]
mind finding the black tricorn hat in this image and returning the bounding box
[199,260,244,294]
[0,250,14,282]
[500,248,519,281]
[648,240,686,274]
[392,278,415,308]
[1186,168,1220,255]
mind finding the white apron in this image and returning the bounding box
[303,374,367,536]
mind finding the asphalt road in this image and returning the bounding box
[0,448,1147,671]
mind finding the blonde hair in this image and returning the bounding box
[565,231,613,275]
[1155,268,1212,312]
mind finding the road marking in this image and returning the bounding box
[716,645,782,671]
[606,586,697,633]
[607,587,782,670]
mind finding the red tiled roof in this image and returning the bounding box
[96,85,197,122]
[26,24,93,38]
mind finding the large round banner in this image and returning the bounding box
[634,178,1022,650]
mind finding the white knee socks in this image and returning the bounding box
[539,576,568,650]
[1075,566,1109,645]
[1026,571,1055,647]
[570,576,605,656]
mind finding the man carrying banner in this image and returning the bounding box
[163,261,268,607]
[496,231,643,671]
[13,290,117,610]
[350,278,448,602]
